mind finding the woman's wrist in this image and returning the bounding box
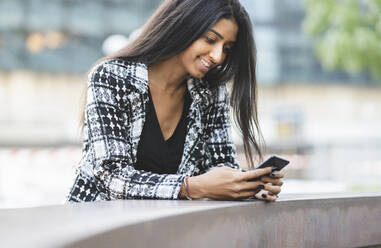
[179,181,187,199]
[182,176,192,200]
[187,176,205,199]
[178,175,206,200]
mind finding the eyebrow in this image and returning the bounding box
[209,29,224,39]
[209,29,236,45]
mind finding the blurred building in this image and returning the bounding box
[1,0,380,145]
[0,0,373,83]
[0,0,161,73]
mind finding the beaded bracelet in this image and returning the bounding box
[184,176,192,200]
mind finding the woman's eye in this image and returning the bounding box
[205,37,215,43]
[223,47,232,54]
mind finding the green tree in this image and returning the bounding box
[303,0,381,80]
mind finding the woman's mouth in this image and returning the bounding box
[199,57,212,73]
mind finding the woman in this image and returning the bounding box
[67,0,283,202]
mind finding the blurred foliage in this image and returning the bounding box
[349,183,381,192]
[303,0,381,81]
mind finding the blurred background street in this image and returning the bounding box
[1,0,381,208]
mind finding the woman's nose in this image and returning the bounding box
[209,45,225,65]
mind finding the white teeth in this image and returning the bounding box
[200,58,211,68]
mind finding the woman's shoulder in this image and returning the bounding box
[203,78,229,101]
[189,77,229,109]
[88,58,149,93]
[210,82,229,105]
[89,58,148,82]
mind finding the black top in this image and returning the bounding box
[135,87,191,174]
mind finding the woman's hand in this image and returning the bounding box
[256,170,284,202]
[186,166,273,200]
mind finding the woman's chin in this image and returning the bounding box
[190,68,209,79]
[189,71,205,79]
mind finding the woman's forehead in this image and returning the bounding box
[208,18,238,43]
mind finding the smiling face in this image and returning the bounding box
[178,18,239,79]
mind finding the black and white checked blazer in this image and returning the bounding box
[67,59,240,202]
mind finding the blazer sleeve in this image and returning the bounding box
[85,62,185,200]
[203,83,240,171]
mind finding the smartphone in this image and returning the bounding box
[255,155,289,171]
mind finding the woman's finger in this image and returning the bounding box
[235,190,258,199]
[260,176,283,186]
[263,194,277,202]
[239,180,266,191]
[264,183,281,195]
[255,190,276,202]
[270,170,284,178]
[240,167,272,181]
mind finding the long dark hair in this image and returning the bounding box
[85,0,263,168]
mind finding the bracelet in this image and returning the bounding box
[184,176,192,200]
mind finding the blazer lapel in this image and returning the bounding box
[124,62,150,164]
[177,76,212,175]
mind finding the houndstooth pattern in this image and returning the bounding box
[67,59,239,202]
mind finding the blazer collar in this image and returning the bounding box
[128,61,213,103]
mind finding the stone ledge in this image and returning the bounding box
[1,193,380,248]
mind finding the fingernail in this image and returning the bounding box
[258,184,265,190]
[262,194,267,198]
